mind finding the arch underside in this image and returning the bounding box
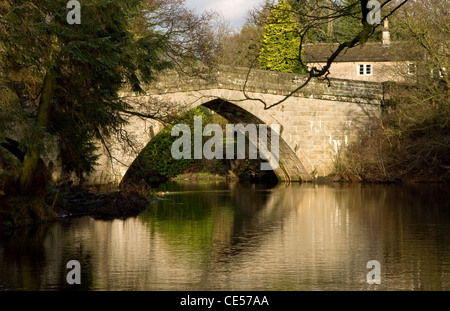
[202,99,312,183]
[89,96,315,186]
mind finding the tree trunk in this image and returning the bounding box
[18,68,57,194]
[18,35,59,194]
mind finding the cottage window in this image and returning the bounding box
[357,64,372,76]
[408,63,416,75]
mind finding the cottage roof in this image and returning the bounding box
[303,42,412,63]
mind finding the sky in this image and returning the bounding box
[184,0,263,30]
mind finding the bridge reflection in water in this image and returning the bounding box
[0,182,449,290]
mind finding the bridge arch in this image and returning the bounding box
[104,95,314,186]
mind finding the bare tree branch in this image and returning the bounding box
[239,0,410,110]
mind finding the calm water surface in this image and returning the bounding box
[1,182,449,291]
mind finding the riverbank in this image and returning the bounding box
[171,172,229,182]
[58,187,156,220]
[0,186,157,232]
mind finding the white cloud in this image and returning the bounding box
[184,0,263,29]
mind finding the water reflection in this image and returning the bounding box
[0,183,449,290]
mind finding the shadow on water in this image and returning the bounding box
[1,182,449,290]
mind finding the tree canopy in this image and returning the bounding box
[0,0,219,193]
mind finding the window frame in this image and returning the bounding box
[357,64,373,76]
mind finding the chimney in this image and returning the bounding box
[382,19,391,47]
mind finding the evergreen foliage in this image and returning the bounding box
[259,0,305,73]
[0,0,171,191]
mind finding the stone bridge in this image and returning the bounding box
[86,67,384,185]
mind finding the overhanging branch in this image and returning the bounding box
[241,0,410,110]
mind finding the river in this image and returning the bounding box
[1,182,449,291]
